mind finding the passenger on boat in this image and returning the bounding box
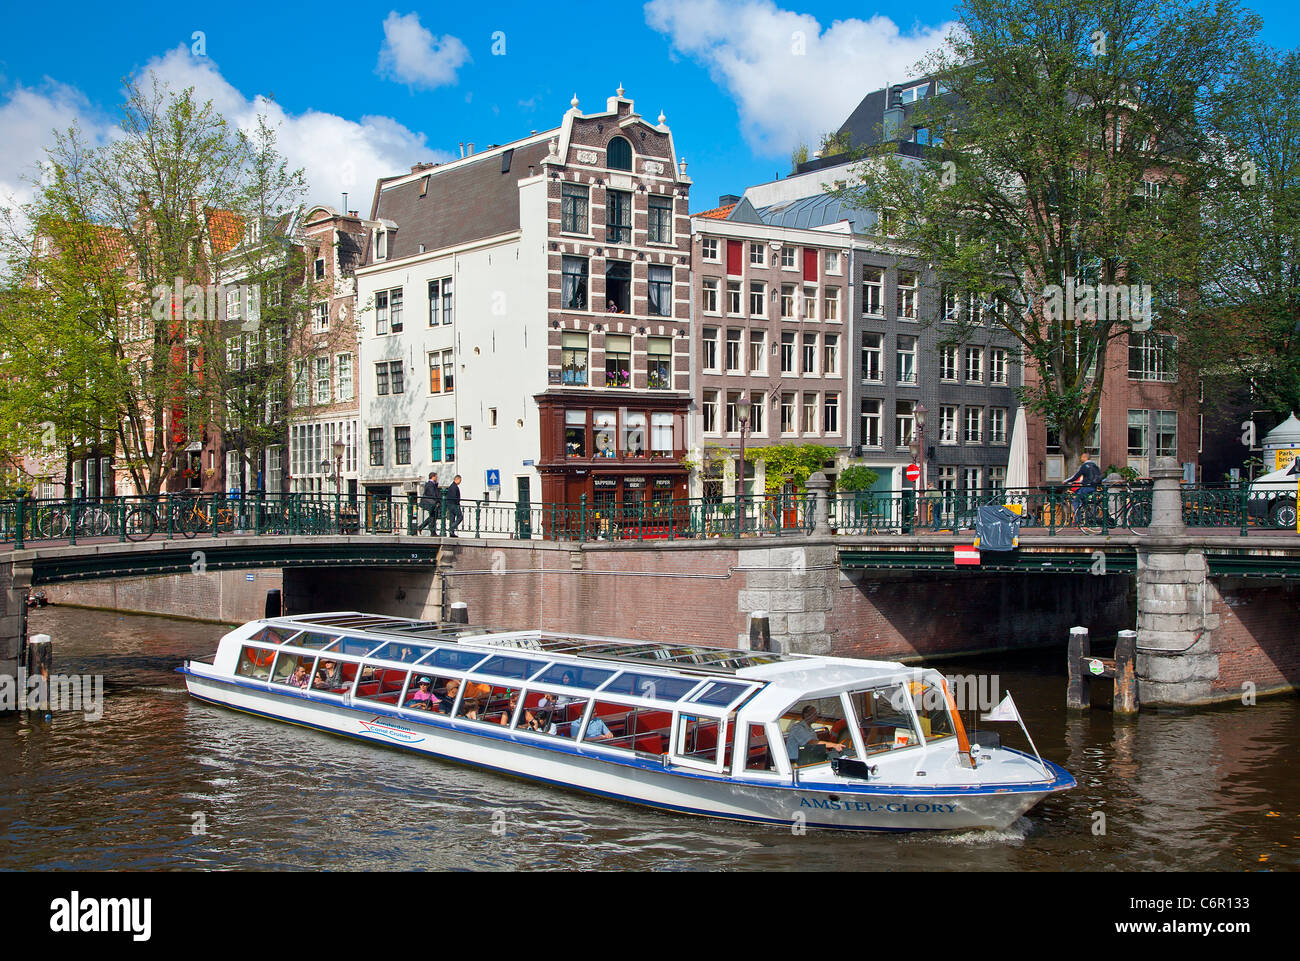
[462,698,482,720]
[465,680,492,701]
[519,709,556,734]
[408,677,436,710]
[439,679,461,713]
[497,692,520,725]
[313,660,342,689]
[287,665,311,688]
[784,705,848,761]
[579,716,614,741]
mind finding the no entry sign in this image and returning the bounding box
[954,545,981,565]
[905,464,921,484]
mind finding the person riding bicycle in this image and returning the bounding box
[1065,452,1103,522]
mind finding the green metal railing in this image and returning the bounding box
[0,483,1290,549]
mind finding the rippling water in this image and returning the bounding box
[1,607,1296,871]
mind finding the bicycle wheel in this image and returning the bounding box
[81,508,112,537]
[124,507,157,541]
[215,510,235,534]
[37,509,70,539]
[178,508,203,538]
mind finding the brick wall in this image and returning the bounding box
[43,569,284,624]
[1210,579,1300,697]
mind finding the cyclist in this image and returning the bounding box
[1065,452,1103,523]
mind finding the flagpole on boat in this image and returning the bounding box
[983,692,1050,780]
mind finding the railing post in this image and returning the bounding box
[68,498,78,546]
[1048,486,1058,536]
[580,494,588,543]
[254,490,264,536]
[13,490,24,550]
[165,493,174,540]
[1239,480,1249,537]
[335,489,341,534]
[475,501,482,539]
[117,496,127,542]
[406,491,418,536]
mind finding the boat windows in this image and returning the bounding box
[688,681,752,708]
[847,685,922,755]
[310,657,355,694]
[271,652,318,689]
[676,713,733,766]
[236,646,276,681]
[456,683,517,724]
[370,641,433,664]
[909,680,957,742]
[250,626,292,645]
[473,654,546,681]
[287,631,340,651]
[780,698,855,766]
[423,648,491,671]
[327,635,383,657]
[602,672,698,702]
[356,666,409,705]
[514,688,587,739]
[580,701,673,755]
[530,663,615,690]
[402,674,457,712]
[743,724,778,773]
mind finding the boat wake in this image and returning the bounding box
[921,816,1033,846]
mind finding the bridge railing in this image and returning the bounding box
[0,483,1287,547]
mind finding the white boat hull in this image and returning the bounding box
[183,669,1073,832]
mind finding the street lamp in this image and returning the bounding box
[914,403,928,526]
[736,398,751,501]
[332,439,345,493]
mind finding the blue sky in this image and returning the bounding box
[2,0,1296,217]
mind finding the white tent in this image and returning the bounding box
[1006,406,1029,491]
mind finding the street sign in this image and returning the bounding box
[905,464,921,484]
[486,469,501,490]
[954,545,981,566]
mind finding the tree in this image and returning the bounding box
[1186,46,1300,419]
[831,0,1252,469]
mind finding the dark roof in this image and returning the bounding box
[752,194,876,233]
[371,140,552,260]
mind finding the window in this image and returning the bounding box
[375,229,388,261]
[427,278,453,326]
[703,390,719,433]
[822,334,839,375]
[312,303,328,333]
[861,399,882,447]
[896,400,915,448]
[825,251,840,274]
[803,287,817,321]
[824,394,839,434]
[990,466,1007,491]
[781,393,796,433]
[651,412,674,456]
[336,354,353,402]
[389,288,403,332]
[429,420,455,462]
[565,410,587,457]
[802,333,817,375]
[990,407,1007,444]
[1128,409,1150,458]
[561,183,589,233]
[725,391,744,433]
[294,360,309,407]
[749,282,766,316]
[1129,333,1176,382]
[802,393,818,433]
[940,345,958,381]
[702,328,719,372]
[375,362,390,396]
[861,332,882,382]
[749,393,765,434]
[1155,410,1177,457]
[824,287,839,321]
[607,136,632,171]
[780,332,796,373]
[388,360,404,395]
[726,280,742,315]
[604,334,631,387]
[726,329,743,372]
[780,246,797,269]
[896,335,917,384]
[940,406,959,444]
[965,346,983,383]
[990,348,1008,385]
[562,257,589,310]
[623,411,646,455]
[606,190,632,244]
[862,267,884,316]
[963,466,982,493]
[964,406,983,443]
[896,270,918,319]
[314,356,330,405]
[394,426,411,465]
[749,242,765,267]
[428,349,452,392]
[648,265,673,316]
[749,331,765,374]
[942,286,961,321]
[701,238,719,261]
[368,428,384,466]
[702,278,720,314]
[605,261,631,313]
[647,337,671,389]
[226,335,242,372]
[314,257,326,280]
[780,285,796,319]
[648,195,673,243]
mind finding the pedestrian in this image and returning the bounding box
[446,474,463,537]
[417,472,441,534]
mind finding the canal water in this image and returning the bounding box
[1,607,1296,871]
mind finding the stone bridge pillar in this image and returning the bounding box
[0,560,32,707]
[1136,458,1220,706]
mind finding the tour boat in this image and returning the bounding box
[180,612,1075,831]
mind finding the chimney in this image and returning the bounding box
[348,210,358,218]
[459,142,465,158]
[883,85,905,142]
[342,192,348,214]
[719,194,741,206]
[467,143,475,156]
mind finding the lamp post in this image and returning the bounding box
[736,398,751,533]
[914,403,928,526]
[332,439,345,493]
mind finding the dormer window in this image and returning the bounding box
[375,229,389,261]
[607,136,632,171]
[246,218,261,244]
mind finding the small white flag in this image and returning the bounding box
[981,693,1021,723]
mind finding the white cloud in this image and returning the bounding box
[376,11,471,89]
[141,46,447,211]
[645,0,957,156]
[0,80,111,216]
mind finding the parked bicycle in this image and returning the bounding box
[33,501,112,539]
[1068,486,1150,534]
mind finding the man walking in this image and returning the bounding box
[417,472,441,534]
[446,474,463,537]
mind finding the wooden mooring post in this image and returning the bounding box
[749,611,771,652]
[1067,626,1139,714]
[448,601,469,625]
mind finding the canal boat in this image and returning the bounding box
[180,613,1075,831]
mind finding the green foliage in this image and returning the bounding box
[837,465,880,491]
[790,142,809,174]
[743,443,835,495]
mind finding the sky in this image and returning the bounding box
[2,0,1296,220]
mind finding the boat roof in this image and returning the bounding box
[241,612,918,708]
